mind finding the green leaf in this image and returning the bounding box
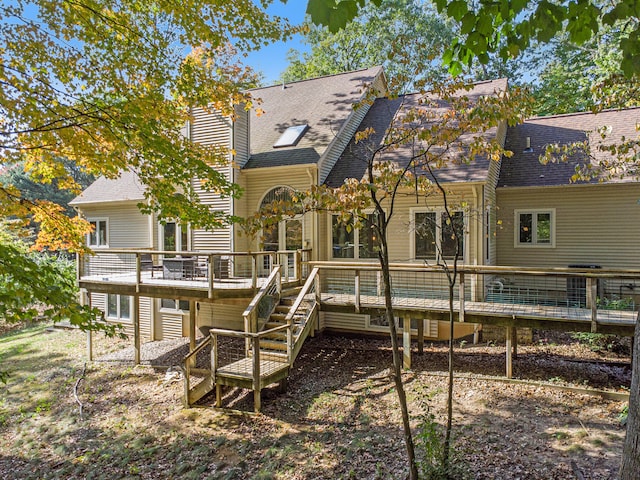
[460,12,476,35]
[447,1,469,21]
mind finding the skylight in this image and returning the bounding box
[273,124,309,148]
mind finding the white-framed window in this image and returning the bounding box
[514,209,555,247]
[107,294,132,321]
[87,218,108,247]
[331,214,378,260]
[411,209,465,261]
[159,221,189,253]
[160,298,190,312]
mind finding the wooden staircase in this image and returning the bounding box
[183,266,319,412]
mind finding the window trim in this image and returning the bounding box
[330,213,379,261]
[410,208,467,262]
[106,294,132,322]
[514,209,556,248]
[159,298,190,313]
[159,220,190,252]
[87,218,109,248]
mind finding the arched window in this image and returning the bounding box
[259,187,303,275]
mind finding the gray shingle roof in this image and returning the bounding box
[498,108,640,188]
[244,66,384,169]
[69,170,146,205]
[325,78,508,187]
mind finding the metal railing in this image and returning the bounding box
[285,267,320,363]
[77,249,311,296]
[242,265,282,336]
[312,262,640,332]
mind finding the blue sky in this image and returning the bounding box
[245,1,310,86]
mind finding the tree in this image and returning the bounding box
[246,78,530,478]
[283,0,455,90]
[1,0,292,245]
[305,1,640,77]
[1,161,95,218]
[530,21,639,115]
[0,224,119,380]
[1,0,292,322]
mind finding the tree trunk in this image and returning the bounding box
[379,236,418,480]
[443,281,455,472]
[620,314,640,479]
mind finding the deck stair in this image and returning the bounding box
[183,266,319,411]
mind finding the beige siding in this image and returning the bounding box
[159,312,184,339]
[484,120,508,266]
[234,166,315,252]
[189,107,234,251]
[496,183,640,268]
[233,107,250,169]
[81,203,151,248]
[197,300,249,331]
[190,107,231,147]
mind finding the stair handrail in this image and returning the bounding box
[242,264,282,334]
[284,267,320,362]
[182,335,213,407]
[284,267,319,324]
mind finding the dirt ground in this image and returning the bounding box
[0,323,631,479]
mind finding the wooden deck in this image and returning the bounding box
[320,293,637,335]
[79,271,300,300]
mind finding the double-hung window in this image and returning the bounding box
[88,218,108,247]
[331,214,378,260]
[107,294,131,321]
[413,210,465,261]
[515,209,555,247]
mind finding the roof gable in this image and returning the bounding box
[70,170,146,206]
[325,78,508,187]
[244,66,384,169]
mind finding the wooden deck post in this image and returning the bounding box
[251,255,257,290]
[512,327,518,359]
[86,291,93,361]
[135,253,141,293]
[505,326,513,379]
[417,318,424,354]
[133,295,140,365]
[354,269,361,313]
[207,254,214,299]
[459,273,465,322]
[213,333,221,408]
[252,335,261,413]
[587,277,598,333]
[189,300,196,367]
[403,315,411,369]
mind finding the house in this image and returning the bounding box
[71,68,640,347]
[496,109,640,307]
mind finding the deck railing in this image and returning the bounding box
[77,249,311,295]
[312,262,640,332]
[242,265,282,336]
[285,267,320,362]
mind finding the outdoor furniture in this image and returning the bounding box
[163,257,196,280]
[140,253,163,277]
